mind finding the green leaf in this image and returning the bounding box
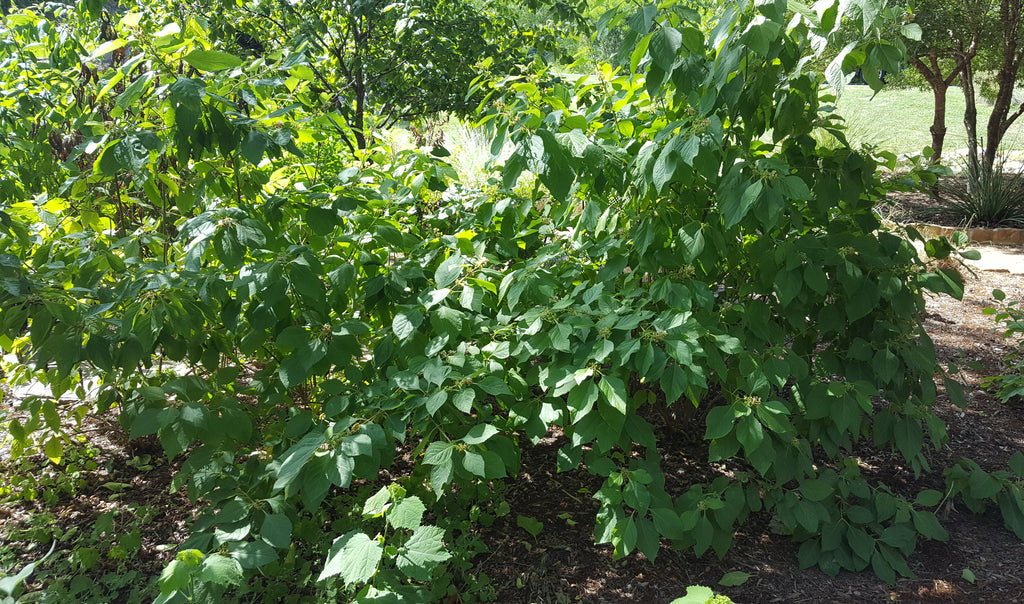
[184,49,244,71]
[799,479,834,502]
[230,541,278,570]
[944,376,967,409]
[261,514,292,549]
[661,363,688,405]
[396,525,450,582]
[962,568,976,583]
[719,570,750,586]
[912,510,949,541]
[598,375,628,416]
[680,26,704,53]
[900,23,922,41]
[240,129,269,165]
[516,515,544,537]
[462,451,487,477]
[847,525,875,561]
[670,585,716,604]
[363,486,391,517]
[158,560,191,595]
[536,130,574,202]
[735,415,764,451]
[705,405,735,440]
[198,554,243,587]
[273,431,326,491]
[914,489,944,507]
[0,543,54,599]
[452,388,475,413]
[649,26,682,72]
[388,496,426,530]
[462,423,499,445]
[318,532,382,586]
[1010,451,1024,477]
[86,38,127,61]
[392,309,423,341]
[435,253,463,288]
[871,549,896,585]
[44,437,63,464]
[722,179,762,228]
[804,264,828,295]
[116,72,153,108]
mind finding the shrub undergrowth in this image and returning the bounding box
[1,1,1024,602]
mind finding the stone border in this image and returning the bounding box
[911,223,1024,246]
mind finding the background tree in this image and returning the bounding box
[903,0,991,162]
[179,0,587,151]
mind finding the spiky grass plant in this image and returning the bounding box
[934,158,1024,227]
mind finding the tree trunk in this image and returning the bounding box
[354,71,367,150]
[983,0,1024,174]
[910,54,953,163]
[961,58,981,176]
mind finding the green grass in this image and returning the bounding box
[832,85,1024,159]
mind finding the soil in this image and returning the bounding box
[1,216,1023,603]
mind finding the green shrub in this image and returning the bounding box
[984,289,1024,404]
[2,0,1023,600]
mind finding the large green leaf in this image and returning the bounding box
[198,554,243,587]
[261,514,293,549]
[395,525,450,581]
[318,531,383,584]
[184,49,244,71]
[274,431,326,491]
[388,496,426,530]
[649,26,682,71]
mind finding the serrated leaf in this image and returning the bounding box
[318,531,383,584]
[912,510,949,541]
[900,23,922,41]
[230,540,278,569]
[388,496,426,530]
[704,405,735,440]
[44,437,63,464]
[670,585,715,604]
[158,560,191,595]
[198,554,243,587]
[396,525,451,581]
[423,441,454,466]
[598,375,628,415]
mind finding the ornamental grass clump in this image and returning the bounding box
[934,158,1024,227]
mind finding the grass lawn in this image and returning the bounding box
[833,85,1024,159]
